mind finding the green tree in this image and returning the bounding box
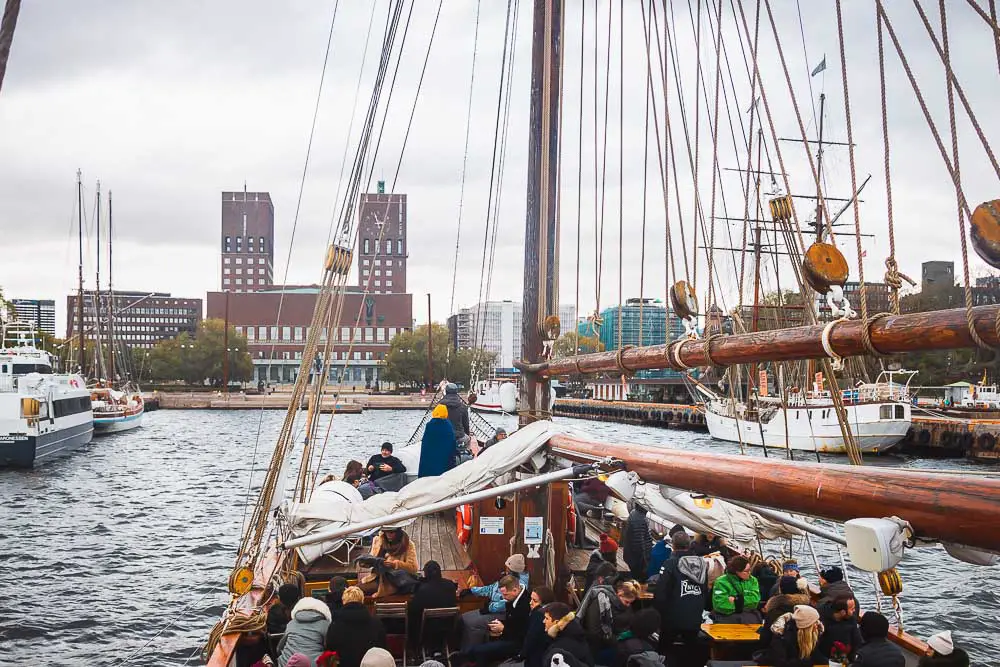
[382,324,495,389]
[146,319,253,385]
[552,331,605,359]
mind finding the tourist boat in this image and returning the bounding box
[200,2,1000,665]
[699,370,917,454]
[90,385,144,434]
[0,321,93,468]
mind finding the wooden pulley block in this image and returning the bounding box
[669,280,699,320]
[970,199,1000,269]
[769,195,794,223]
[801,242,849,293]
[228,566,254,596]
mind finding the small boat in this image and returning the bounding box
[700,370,916,454]
[469,378,517,414]
[91,384,144,434]
[0,321,93,467]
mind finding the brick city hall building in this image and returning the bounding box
[207,188,413,386]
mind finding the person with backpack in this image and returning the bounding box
[652,531,709,667]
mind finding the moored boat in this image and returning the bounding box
[90,385,144,434]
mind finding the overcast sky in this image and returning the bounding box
[0,0,996,335]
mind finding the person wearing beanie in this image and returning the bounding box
[277,596,333,667]
[711,555,762,622]
[440,383,471,444]
[622,504,654,583]
[324,576,348,621]
[360,647,396,667]
[918,630,971,667]
[324,586,387,667]
[418,404,458,477]
[763,575,813,627]
[458,553,530,651]
[766,559,801,597]
[819,565,859,623]
[764,604,826,666]
[849,611,904,667]
[646,527,685,581]
[615,607,660,667]
[598,533,619,562]
[407,560,458,645]
[267,582,302,637]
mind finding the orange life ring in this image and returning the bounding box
[456,504,473,546]
[566,499,577,543]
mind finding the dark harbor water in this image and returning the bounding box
[0,409,995,665]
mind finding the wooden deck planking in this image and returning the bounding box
[409,513,471,573]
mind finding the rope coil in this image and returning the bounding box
[704,333,727,368]
[615,345,636,375]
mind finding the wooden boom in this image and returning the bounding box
[549,433,1000,552]
[534,305,1000,377]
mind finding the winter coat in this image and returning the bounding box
[818,580,859,622]
[543,613,595,667]
[764,593,812,626]
[624,651,664,667]
[500,585,533,644]
[407,576,457,637]
[622,508,654,581]
[417,417,458,477]
[360,533,419,598]
[768,622,828,667]
[365,453,406,481]
[849,637,905,667]
[916,649,971,667]
[646,540,670,580]
[818,618,865,660]
[653,551,708,633]
[712,573,761,616]
[266,601,293,635]
[520,607,553,667]
[578,584,632,652]
[323,602,387,667]
[470,571,530,613]
[278,597,333,667]
[615,635,660,667]
[440,393,470,439]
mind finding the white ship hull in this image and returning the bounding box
[705,400,910,454]
[94,409,144,434]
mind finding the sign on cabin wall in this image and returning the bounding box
[479,516,505,535]
[524,516,543,544]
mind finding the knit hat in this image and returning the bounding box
[782,559,799,574]
[446,383,459,394]
[420,661,446,667]
[286,654,312,667]
[599,533,619,554]
[505,553,526,574]
[361,647,397,667]
[792,604,821,629]
[779,575,799,595]
[432,404,448,419]
[859,612,890,640]
[927,630,954,656]
[820,565,844,583]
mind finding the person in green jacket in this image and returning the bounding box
[711,555,762,622]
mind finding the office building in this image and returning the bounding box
[221,191,275,292]
[11,299,56,337]
[357,187,408,295]
[448,301,577,371]
[66,291,202,349]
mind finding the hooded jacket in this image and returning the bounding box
[849,637,905,667]
[712,573,761,616]
[646,539,670,580]
[417,417,459,477]
[578,584,632,651]
[278,597,333,667]
[440,393,470,439]
[324,601,387,667]
[543,613,595,667]
[622,507,654,581]
[653,551,708,632]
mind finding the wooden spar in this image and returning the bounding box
[519,0,562,427]
[0,0,20,97]
[548,433,1000,552]
[532,305,1000,377]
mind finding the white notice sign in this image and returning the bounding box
[524,516,544,545]
[479,516,505,535]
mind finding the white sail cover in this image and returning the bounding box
[285,420,561,563]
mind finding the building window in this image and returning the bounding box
[376,328,385,342]
[223,278,231,285]
[386,270,392,277]
[235,278,242,285]
[389,327,397,338]
[247,328,255,341]
[397,239,403,255]
[365,327,374,341]
[260,237,266,251]
[258,268,264,275]
[235,326,244,335]
[375,281,381,287]
[294,327,303,341]
[366,351,373,360]
[363,270,370,277]
[246,278,254,285]
[386,260,393,266]
[258,258,265,265]
[236,237,242,250]
[236,268,242,275]
[258,326,266,340]
[353,352,361,361]
[385,239,392,255]
[375,259,381,266]
[270,326,278,341]
[363,238,370,254]
[386,280,392,287]
[354,327,361,341]
[224,257,231,264]
[341,327,350,341]
[282,326,291,340]
[375,270,381,276]
[236,257,242,265]
[363,259,370,266]
[224,236,231,251]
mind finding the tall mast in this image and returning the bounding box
[0,0,22,97]
[519,0,563,427]
[95,180,104,380]
[426,293,433,389]
[108,190,115,383]
[76,169,85,374]
[814,92,826,241]
[750,225,762,392]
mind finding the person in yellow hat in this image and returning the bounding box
[418,404,458,477]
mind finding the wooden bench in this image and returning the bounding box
[700,623,763,660]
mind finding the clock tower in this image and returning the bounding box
[357,182,407,294]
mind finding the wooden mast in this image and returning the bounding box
[76,169,86,374]
[528,304,1000,377]
[549,432,1000,552]
[108,190,115,384]
[519,0,562,427]
[0,0,20,97]
[95,181,104,381]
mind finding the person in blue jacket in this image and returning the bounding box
[647,524,686,581]
[418,404,458,477]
